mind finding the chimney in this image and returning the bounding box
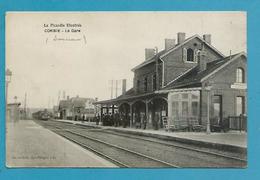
[203,34,211,44]
[177,32,186,44]
[198,43,207,72]
[67,96,70,100]
[145,48,155,60]
[122,79,127,95]
[165,39,175,51]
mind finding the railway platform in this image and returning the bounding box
[6,120,117,167]
[55,119,247,150]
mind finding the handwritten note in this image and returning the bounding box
[43,23,86,44]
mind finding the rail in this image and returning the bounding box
[40,121,180,168]
[36,120,247,167]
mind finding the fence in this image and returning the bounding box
[226,115,247,132]
[167,115,247,132]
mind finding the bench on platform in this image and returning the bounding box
[167,117,205,132]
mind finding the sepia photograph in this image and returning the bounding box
[5,12,247,168]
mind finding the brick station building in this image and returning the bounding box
[96,33,247,131]
[58,96,97,121]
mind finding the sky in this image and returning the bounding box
[6,12,246,108]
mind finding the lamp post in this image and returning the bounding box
[6,69,12,122]
[14,96,17,103]
[199,43,212,134]
[6,68,12,105]
[205,84,212,134]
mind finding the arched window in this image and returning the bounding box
[187,48,194,62]
[236,68,245,83]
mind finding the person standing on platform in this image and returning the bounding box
[96,114,100,125]
[143,114,147,130]
[114,112,119,127]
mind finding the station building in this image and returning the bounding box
[95,33,247,131]
[6,103,21,122]
[58,96,97,121]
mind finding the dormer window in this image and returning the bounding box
[236,68,245,83]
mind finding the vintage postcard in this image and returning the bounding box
[5,12,247,168]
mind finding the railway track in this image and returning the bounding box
[101,129,247,162]
[50,120,247,161]
[41,122,180,168]
[36,120,247,167]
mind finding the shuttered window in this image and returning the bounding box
[194,49,198,62]
[182,48,187,62]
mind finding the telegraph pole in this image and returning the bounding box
[110,80,114,99]
[57,90,61,105]
[155,47,159,90]
[48,96,50,109]
[115,80,118,98]
[63,91,66,100]
[110,79,124,99]
[52,98,55,108]
[24,93,27,119]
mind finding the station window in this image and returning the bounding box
[172,102,179,117]
[187,48,194,62]
[183,48,197,62]
[137,80,140,92]
[152,74,157,91]
[236,96,245,116]
[191,101,199,116]
[236,68,245,83]
[182,101,189,117]
[182,93,188,99]
[213,95,222,123]
[144,77,148,92]
[192,94,198,99]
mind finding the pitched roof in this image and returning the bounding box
[72,99,86,108]
[131,50,166,71]
[131,34,225,71]
[71,97,96,108]
[160,34,225,59]
[59,100,71,109]
[94,88,161,105]
[161,52,246,90]
[7,103,21,107]
[59,97,96,109]
[94,88,135,104]
[53,105,59,111]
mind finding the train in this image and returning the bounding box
[32,109,52,120]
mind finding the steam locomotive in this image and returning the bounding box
[32,109,52,120]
